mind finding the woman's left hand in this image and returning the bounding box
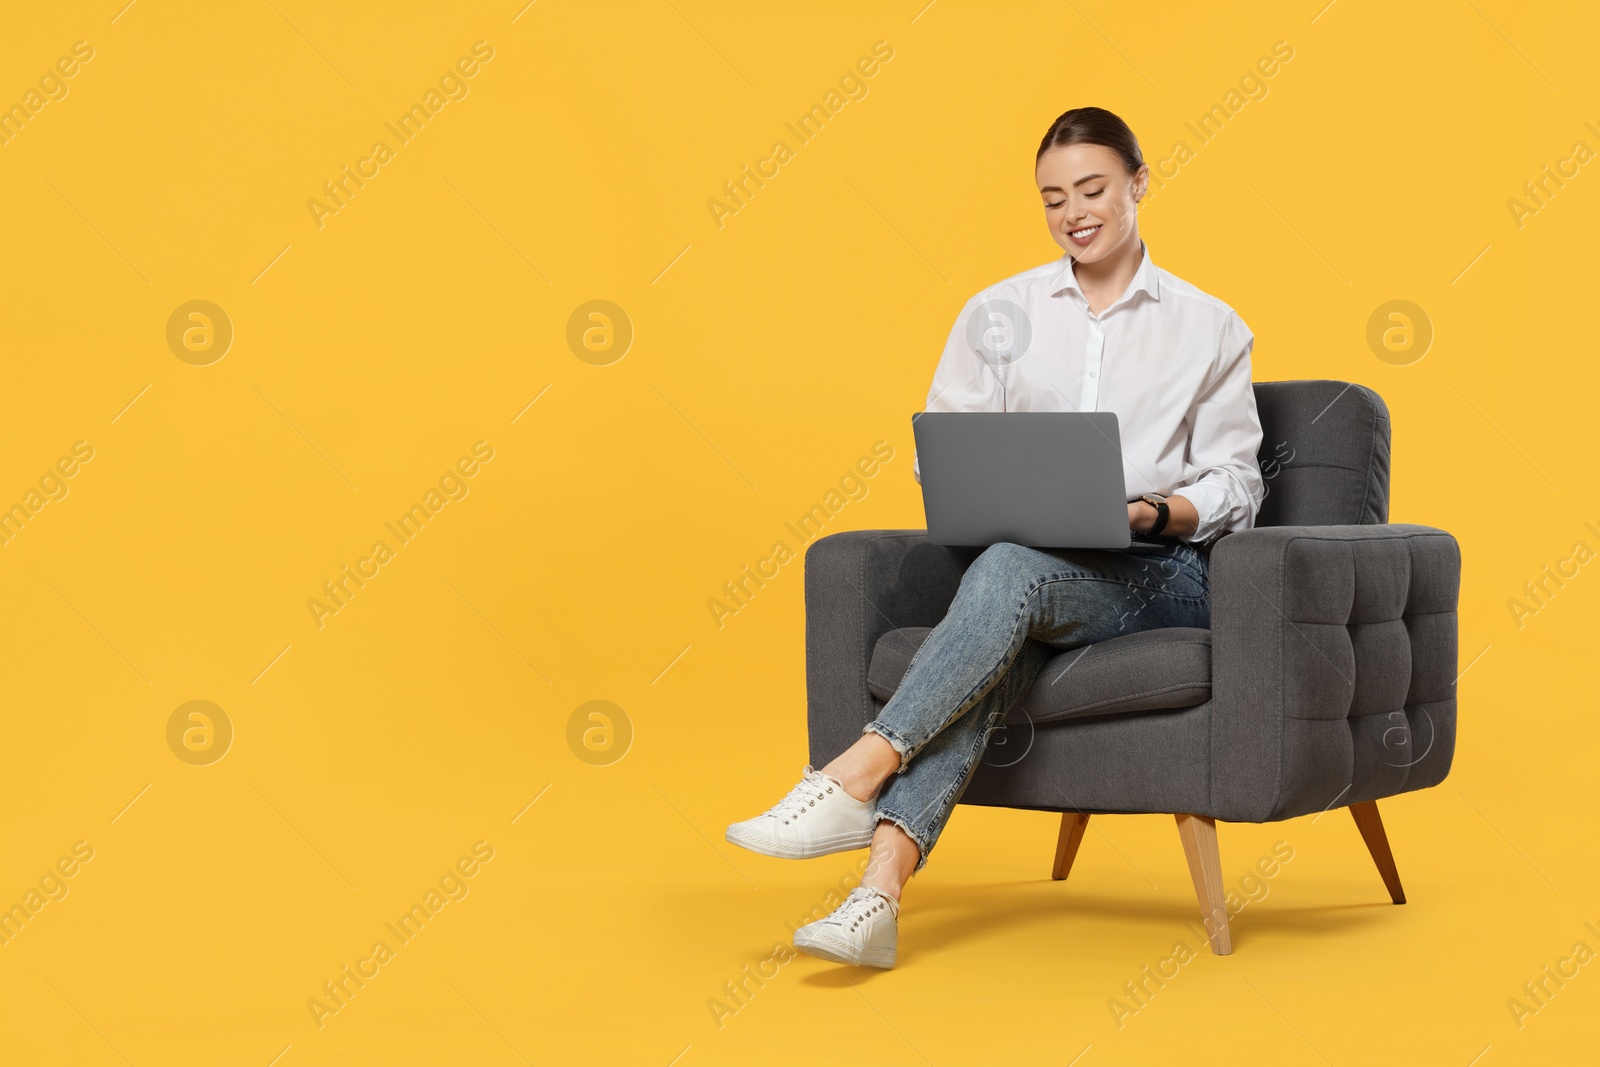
[1128,494,1200,538]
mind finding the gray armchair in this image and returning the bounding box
[804,379,1460,954]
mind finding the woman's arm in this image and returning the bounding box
[1166,310,1266,540]
[1127,494,1199,537]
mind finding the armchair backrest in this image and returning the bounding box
[1252,379,1390,527]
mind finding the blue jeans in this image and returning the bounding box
[863,532,1212,873]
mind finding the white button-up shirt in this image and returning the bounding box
[912,241,1266,544]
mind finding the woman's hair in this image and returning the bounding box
[1035,106,1144,177]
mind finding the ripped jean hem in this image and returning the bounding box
[860,721,915,773]
[871,807,931,874]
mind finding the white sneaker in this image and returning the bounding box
[725,765,876,859]
[793,885,900,968]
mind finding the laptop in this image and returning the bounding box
[911,411,1168,552]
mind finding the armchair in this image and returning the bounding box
[804,380,1460,953]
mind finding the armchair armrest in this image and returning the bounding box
[804,530,977,767]
[1207,523,1462,823]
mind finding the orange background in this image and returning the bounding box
[0,1,1595,1063]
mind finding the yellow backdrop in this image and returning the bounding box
[1,1,1595,1064]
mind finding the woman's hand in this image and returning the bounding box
[1128,494,1201,537]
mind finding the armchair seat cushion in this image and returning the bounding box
[867,626,1214,724]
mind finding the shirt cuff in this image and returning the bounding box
[1170,483,1228,543]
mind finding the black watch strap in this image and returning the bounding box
[1141,494,1170,535]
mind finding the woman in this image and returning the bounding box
[726,106,1266,969]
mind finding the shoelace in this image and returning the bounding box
[765,767,836,825]
[828,886,892,932]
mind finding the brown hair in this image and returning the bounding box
[1035,106,1144,177]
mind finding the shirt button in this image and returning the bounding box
[1089,370,1097,378]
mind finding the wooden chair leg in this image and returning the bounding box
[1349,800,1407,904]
[1175,813,1232,955]
[1051,812,1090,881]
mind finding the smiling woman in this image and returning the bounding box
[725,105,1268,970]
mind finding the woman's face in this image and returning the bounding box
[1036,143,1148,265]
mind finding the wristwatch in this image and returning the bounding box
[1139,492,1170,535]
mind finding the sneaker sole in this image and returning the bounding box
[724,824,874,859]
[793,931,896,969]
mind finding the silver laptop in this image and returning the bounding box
[912,411,1166,551]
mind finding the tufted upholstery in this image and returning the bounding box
[1206,523,1459,822]
[804,379,1460,826]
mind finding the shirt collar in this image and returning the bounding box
[1050,239,1161,309]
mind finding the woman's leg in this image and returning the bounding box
[859,635,1054,899]
[856,539,1211,884]
[790,538,1209,967]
